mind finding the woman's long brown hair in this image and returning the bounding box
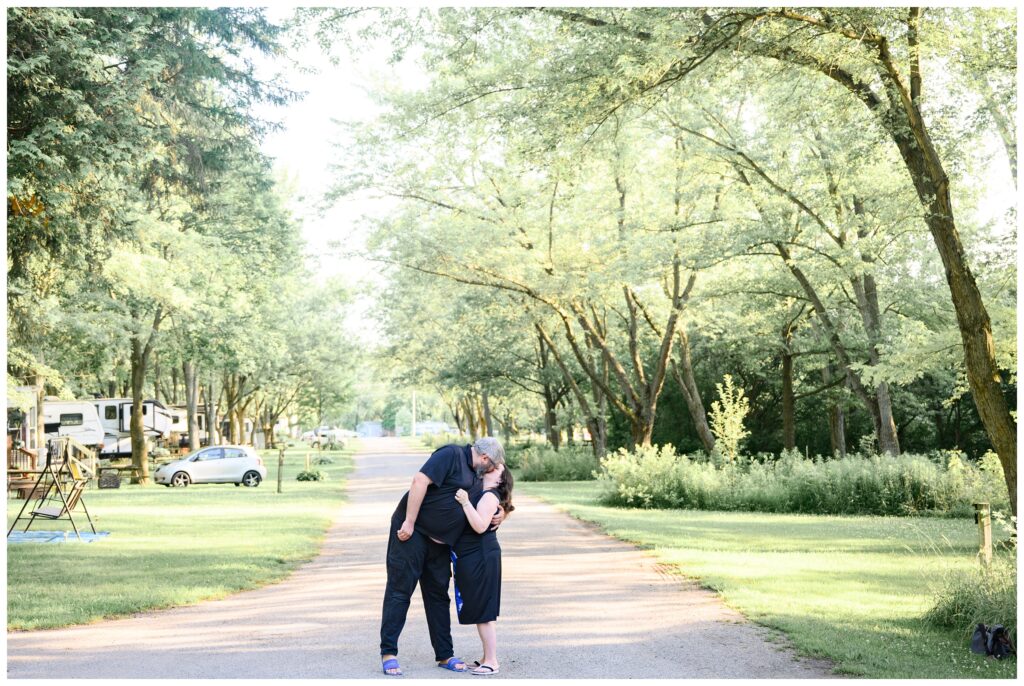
[494,467,515,518]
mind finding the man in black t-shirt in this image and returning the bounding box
[379,437,506,676]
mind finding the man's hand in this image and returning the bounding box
[396,519,415,542]
[489,505,505,531]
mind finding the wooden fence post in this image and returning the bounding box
[973,502,992,567]
[277,446,285,494]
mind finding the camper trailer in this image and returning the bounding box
[167,404,216,447]
[42,399,105,448]
[93,398,176,457]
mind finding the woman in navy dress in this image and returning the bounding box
[453,464,514,676]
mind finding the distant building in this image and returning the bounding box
[356,421,384,438]
[413,420,450,436]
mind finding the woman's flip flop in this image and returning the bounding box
[438,657,468,672]
[382,658,403,676]
[471,664,499,676]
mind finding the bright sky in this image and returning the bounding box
[251,9,426,349]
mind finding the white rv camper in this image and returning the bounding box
[167,404,216,447]
[42,399,105,447]
[93,398,175,457]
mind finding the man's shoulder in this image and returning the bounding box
[421,443,466,473]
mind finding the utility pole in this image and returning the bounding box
[411,390,417,439]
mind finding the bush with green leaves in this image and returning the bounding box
[597,445,1010,516]
[296,470,327,482]
[515,446,598,482]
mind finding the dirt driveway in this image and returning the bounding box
[7,438,834,678]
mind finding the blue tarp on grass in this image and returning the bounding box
[7,531,110,544]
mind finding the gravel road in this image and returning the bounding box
[7,438,835,679]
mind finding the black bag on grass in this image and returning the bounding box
[971,623,1016,660]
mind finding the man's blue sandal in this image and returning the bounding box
[438,657,468,672]
[382,658,403,676]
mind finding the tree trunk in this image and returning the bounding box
[184,361,200,451]
[851,269,900,455]
[889,101,1016,512]
[482,390,494,437]
[129,351,148,484]
[205,375,219,446]
[773,242,891,449]
[170,363,180,405]
[542,387,561,450]
[128,306,162,484]
[222,375,234,442]
[829,404,847,458]
[451,401,465,435]
[781,348,796,451]
[973,74,1017,187]
[501,411,511,446]
[535,321,607,458]
[538,332,562,450]
[672,329,716,454]
[823,364,846,458]
[152,351,162,404]
[462,397,479,440]
[35,374,45,466]
[263,410,275,450]
[586,416,608,460]
[234,408,245,445]
[565,403,576,447]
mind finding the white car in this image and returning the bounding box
[154,445,267,488]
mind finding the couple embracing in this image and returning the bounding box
[379,437,514,677]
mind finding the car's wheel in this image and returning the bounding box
[171,471,191,487]
[242,470,262,487]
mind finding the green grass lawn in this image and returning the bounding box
[7,443,354,630]
[519,480,1016,680]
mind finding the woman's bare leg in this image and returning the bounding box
[475,622,498,670]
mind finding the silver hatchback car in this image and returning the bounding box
[154,445,267,488]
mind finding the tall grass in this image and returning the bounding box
[513,445,597,481]
[924,558,1017,639]
[598,445,1010,517]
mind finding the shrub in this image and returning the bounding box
[597,445,1010,516]
[312,456,334,465]
[709,374,750,463]
[296,470,326,481]
[516,446,598,482]
[924,558,1017,639]
[503,446,525,470]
